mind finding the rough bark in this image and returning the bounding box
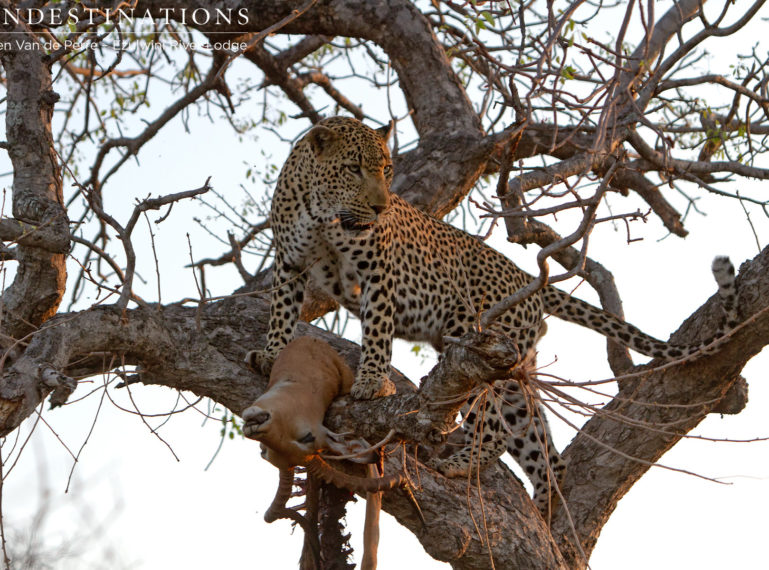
[2,1,769,568]
[0,9,68,340]
[0,296,568,569]
[2,244,768,568]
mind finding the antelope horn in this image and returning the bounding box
[305,456,405,494]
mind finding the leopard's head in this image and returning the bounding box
[304,116,393,232]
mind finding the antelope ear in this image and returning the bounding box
[323,430,376,464]
[375,121,393,142]
[307,125,339,159]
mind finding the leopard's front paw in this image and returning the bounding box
[350,373,396,400]
[244,349,276,376]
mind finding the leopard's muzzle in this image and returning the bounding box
[339,210,375,232]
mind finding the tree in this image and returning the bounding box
[1,1,768,568]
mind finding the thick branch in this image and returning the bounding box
[552,245,769,568]
[4,245,769,568]
[0,217,70,253]
[0,10,68,339]
[0,295,563,569]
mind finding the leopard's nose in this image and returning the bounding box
[372,203,386,215]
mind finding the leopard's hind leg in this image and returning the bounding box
[499,382,566,512]
[429,393,508,479]
[431,381,565,513]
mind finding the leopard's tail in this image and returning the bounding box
[541,256,739,360]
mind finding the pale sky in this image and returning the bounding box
[3,4,769,568]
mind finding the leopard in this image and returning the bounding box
[248,115,740,511]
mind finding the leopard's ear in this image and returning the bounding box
[307,125,339,160]
[375,121,393,142]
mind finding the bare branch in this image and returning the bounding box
[627,130,769,182]
[85,178,211,309]
[552,246,769,565]
[0,217,70,253]
[244,43,322,123]
[85,59,230,190]
[482,158,621,327]
[191,219,270,270]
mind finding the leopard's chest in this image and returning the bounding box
[274,192,460,346]
[307,249,364,309]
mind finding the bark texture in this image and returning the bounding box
[0,12,68,340]
[2,246,768,568]
[1,1,768,569]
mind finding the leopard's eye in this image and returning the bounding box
[383,165,393,176]
[346,164,361,174]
